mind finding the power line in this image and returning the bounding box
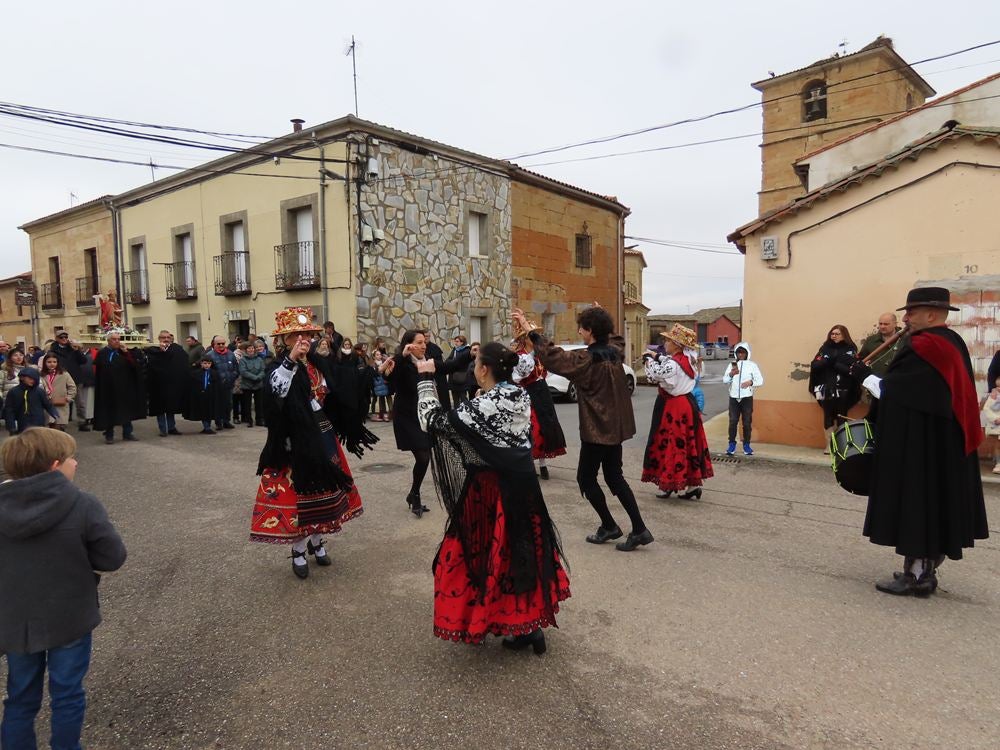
[626,236,743,255]
[504,38,1000,161]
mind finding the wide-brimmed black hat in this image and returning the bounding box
[896,286,959,311]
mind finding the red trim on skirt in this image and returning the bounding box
[250,439,364,543]
[433,472,570,644]
[641,392,714,492]
[530,407,567,460]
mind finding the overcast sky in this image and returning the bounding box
[3,1,999,314]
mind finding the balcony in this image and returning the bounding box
[214,251,251,296]
[274,241,319,290]
[75,276,99,307]
[123,269,149,304]
[623,280,638,302]
[40,282,63,310]
[165,261,197,300]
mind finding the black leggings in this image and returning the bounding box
[577,442,647,534]
[410,448,431,497]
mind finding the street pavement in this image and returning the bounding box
[26,403,1000,749]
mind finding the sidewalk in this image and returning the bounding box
[703,411,1000,484]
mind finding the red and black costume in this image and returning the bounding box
[512,344,567,460]
[416,377,569,643]
[863,327,988,561]
[642,351,714,492]
[250,349,376,544]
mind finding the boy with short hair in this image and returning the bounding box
[0,427,127,748]
[3,367,59,434]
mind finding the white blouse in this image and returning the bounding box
[644,354,695,396]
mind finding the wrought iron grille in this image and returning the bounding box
[213,252,251,296]
[123,269,149,304]
[274,241,319,289]
[165,261,197,300]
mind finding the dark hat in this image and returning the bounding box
[896,286,959,312]
[19,367,40,382]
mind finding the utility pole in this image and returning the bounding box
[148,158,156,181]
[346,36,359,116]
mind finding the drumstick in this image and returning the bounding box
[861,326,909,366]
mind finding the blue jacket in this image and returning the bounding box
[3,368,59,433]
[206,347,239,388]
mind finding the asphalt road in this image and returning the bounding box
[19,399,1000,749]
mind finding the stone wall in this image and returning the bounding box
[353,144,512,346]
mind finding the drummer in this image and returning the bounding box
[838,287,988,597]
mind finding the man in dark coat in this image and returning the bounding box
[184,336,205,367]
[49,331,90,427]
[146,330,190,436]
[841,287,988,597]
[206,335,238,429]
[93,332,146,444]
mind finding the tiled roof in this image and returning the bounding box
[649,305,741,326]
[795,71,1000,164]
[728,125,1000,243]
[0,271,32,285]
[752,36,934,97]
[19,195,112,231]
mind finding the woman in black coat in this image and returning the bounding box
[383,330,472,518]
[808,324,860,450]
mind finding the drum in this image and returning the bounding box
[831,419,874,495]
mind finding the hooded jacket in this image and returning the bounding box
[0,471,127,653]
[2,367,59,433]
[723,342,764,401]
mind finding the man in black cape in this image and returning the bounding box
[93,332,146,444]
[840,287,989,596]
[145,330,190,436]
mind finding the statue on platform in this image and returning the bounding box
[96,289,124,329]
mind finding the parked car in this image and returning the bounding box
[545,344,636,402]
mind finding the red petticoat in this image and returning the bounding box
[250,439,363,543]
[641,392,714,492]
[530,406,567,460]
[433,472,570,644]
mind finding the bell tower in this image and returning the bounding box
[753,36,935,215]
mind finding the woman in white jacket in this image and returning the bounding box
[723,341,764,456]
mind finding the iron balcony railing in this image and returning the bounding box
[623,280,638,301]
[213,251,251,296]
[75,276,99,307]
[40,282,63,310]
[274,241,319,289]
[165,261,197,300]
[123,269,149,304]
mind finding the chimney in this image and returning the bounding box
[291,118,304,133]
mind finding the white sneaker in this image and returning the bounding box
[992,464,1000,475]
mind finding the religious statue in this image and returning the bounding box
[96,289,124,329]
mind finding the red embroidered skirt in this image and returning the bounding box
[530,406,567,460]
[250,438,363,543]
[433,472,570,644]
[641,391,714,492]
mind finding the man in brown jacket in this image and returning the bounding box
[519,306,653,552]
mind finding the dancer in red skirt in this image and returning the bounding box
[642,323,714,500]
[250,307,377,578]
[511,314,567,480]
[416,342,569,655]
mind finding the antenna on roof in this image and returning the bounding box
[69,191,77,207]
[838,38,849,55]
[345,36,359,116]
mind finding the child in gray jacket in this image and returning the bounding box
[0,427,127,748]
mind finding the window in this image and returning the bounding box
[802,80,827,122]
[906,92,914,111]
[717,335,729,344]
[176,232,195,290]
[575,234,592,269]
[128,240,149,303]
[469,315,487,343]
[467,210,488,257]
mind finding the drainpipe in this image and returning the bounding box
[617,211,626,333]
[104,198,126,325]
[315,134,330,322]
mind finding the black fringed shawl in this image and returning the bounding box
[425,395,565,608]
[257,351,378,494]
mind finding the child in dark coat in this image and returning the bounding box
[0,427,127,748]
[3,367,59,434]
[184,355,219,434]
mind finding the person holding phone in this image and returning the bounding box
[723,342,763,456]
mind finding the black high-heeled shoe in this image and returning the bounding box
[679,487,702,501]
[406,493,429,518]
[656,490,674,499]
[290,549,309,579]
[539,466,549,480]
[306,539,332,566]
[501,629,546,656]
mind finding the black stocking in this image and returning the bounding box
[410,449,431,497]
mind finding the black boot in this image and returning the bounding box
[539,465,549,480]
[501,629,546,656]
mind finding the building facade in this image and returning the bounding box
[621,247,650,366]
[0,272,35,345]
[21,116,629,351]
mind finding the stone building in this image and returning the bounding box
[621,247,650,366]
[755,36,934,215]
[0,272,35,345]
[20,116,629,350]
[18,196,114,341]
